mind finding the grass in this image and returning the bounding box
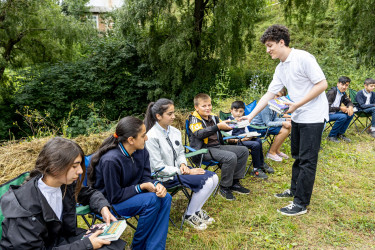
[1,111,374,249]
[75,119,375,249]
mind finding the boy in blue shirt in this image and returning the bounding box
[355,78,375,138]
[227,101,274,180]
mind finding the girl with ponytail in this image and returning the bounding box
[0,137,125,249]
[89,116,172,250]
[145,98,219,230]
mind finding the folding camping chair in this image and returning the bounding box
[0,172,30,238]
[77,155,137,230]
[153,171,192,230]
[348,89,372,133]
[184,119,240,196]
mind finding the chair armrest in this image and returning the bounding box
[249,124,268,130]
[185,148,208,158]
[184,145,197,152]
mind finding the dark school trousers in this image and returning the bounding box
[290,121,324,208]
[238,138,264,169]
[203,144,249,187]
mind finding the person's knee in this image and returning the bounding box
[336,115,347,122]
[163,193,172,204]
[222,152,237,165]
[144,193,160,209]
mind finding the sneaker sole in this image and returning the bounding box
[219,192,236,201]
[277,209,307,216]
[184,220,208,230]
[274,194,294,198]
[231,190,250,195]
[266,157,282,162]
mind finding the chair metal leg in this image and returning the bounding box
[180,189,193,230]
[245,160,253,176]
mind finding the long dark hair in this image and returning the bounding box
[144,98,174,132]
[88,116,144,186]
[30,137,85,201]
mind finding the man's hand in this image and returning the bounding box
[217,120,232,130]
[347,106,354,116]
[100,206,117,226]
[89,230,111,249]
[140,182,156,193]
[285,102,299,114]
[189,168,205,175]
[340,106,348,113]
[155,183,167,198]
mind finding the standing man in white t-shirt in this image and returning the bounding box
[244,25,328,216]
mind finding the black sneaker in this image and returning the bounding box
[274,189,294,198]
[277,202,307,216]
[250,168,268,180]
[219,186,236,200]
[262,163,275,174]
[327,136,340,143]
[371,132,375,138]
[230,181,250,195]
[338,134,351,143]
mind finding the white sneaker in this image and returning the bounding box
[266,153,282,162]
[184,214,207,230]
[197,210,215,225]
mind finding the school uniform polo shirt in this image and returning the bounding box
[268,48,329,123]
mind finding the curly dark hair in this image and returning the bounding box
[260,24,290,46]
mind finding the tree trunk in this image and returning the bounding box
[193,0,208,58]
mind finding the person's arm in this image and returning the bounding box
[246,91,276,122]
[78,185,110,215]
[145,137,181,177]
[189,116,231,139]
[99,160,140,204]
[1,216,97,250]
[260,106,284,127]
[189,119,218,139]
[356,91,375,109]
[286,79,328,113]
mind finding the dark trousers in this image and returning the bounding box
[203,145,249,187]
[238,138,264,169]
[362,106,375,126]
[328,112,354,137]
[290,121,324,208]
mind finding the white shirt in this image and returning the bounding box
[38,177,63,220]
[268,48,329,123]
[332,89,343,108]
[363,89,371,105]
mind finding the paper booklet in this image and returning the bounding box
[227,120,250,128]
[268,96,293,114]
[238,132,261,138]
[82,220,127,241]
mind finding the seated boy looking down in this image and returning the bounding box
[226,101,274,180]
[326,76,354,143]
[188,93,250,201]
[355,78,375,138]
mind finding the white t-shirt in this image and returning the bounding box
[38,177,63,220]
[268,48,329,123]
